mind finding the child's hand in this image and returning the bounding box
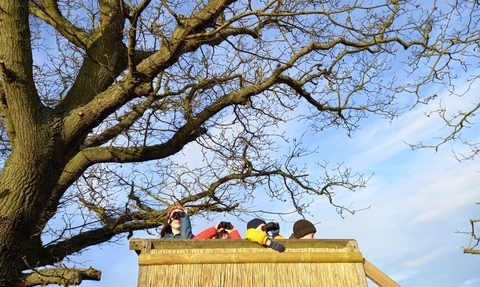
[226,225,236,233]
[268,240,286,252]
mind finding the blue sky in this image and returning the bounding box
[26,1,479,285]
[74,76,480,287]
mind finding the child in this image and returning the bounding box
[289,219,317,239]
[160,205,194,239]
[244,218,286,252]
[194,221,241,239]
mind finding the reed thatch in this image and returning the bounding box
[131,239,370,287]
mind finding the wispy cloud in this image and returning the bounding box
[402,246,451,268]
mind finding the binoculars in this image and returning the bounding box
[218,221,233,229]
[262,222,279,232]
[171,211,186,219]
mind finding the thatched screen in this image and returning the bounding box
[130,239,369,287]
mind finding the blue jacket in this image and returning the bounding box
[162,215,194,239]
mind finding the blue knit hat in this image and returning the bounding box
[247,218,266,230]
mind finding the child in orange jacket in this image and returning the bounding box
[194,221,242,239]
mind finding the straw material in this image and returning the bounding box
[146,262,362,287]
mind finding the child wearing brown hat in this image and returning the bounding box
[289,219,317,239]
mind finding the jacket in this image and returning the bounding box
[193,227,242,239]
[162,214,194,239]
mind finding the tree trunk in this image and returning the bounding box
[0,153,58,286]
[0,1,64,285]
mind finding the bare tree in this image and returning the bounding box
[0,0,472,285]
[405,1,480,161]
[456,203,480,255]
[401,1,480,255]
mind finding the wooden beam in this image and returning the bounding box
[364,259,401,287]
[129,238,356,251]
[139,251,364,265]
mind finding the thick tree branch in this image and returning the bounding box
[136,0,238,78]
[29,0,90,47]
[19,267,101,287]
[25,211,166,268]
[56,0,128,110]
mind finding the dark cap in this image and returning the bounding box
[247,218,266,230]
[293,219,317,239]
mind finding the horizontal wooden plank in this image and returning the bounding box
[138,251,364,265]
[130,238,356,251]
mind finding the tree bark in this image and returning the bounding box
[19,267,101,287]
[0,0,65,285]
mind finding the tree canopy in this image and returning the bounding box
[0,0,478,285]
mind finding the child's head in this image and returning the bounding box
[215,230,230,239]
[167,205,186,228]
[160,205,186,237]
[215,221,234,239]
[293,219,316,239]
[246,218,267,232]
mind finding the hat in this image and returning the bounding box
[293,219,316,239]
[247,218,266,230]
[167,205,185,217]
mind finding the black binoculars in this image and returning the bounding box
[262,222,279,232]
[218,221,233,229]
[171,211,186,219]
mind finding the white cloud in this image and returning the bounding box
[402,246,451,268]
[408,167,479,226]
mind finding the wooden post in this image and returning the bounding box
[349,240,370,287]
[364,258,401,287]
[135,240,153,287]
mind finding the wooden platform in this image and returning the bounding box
[130,239,400,287]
